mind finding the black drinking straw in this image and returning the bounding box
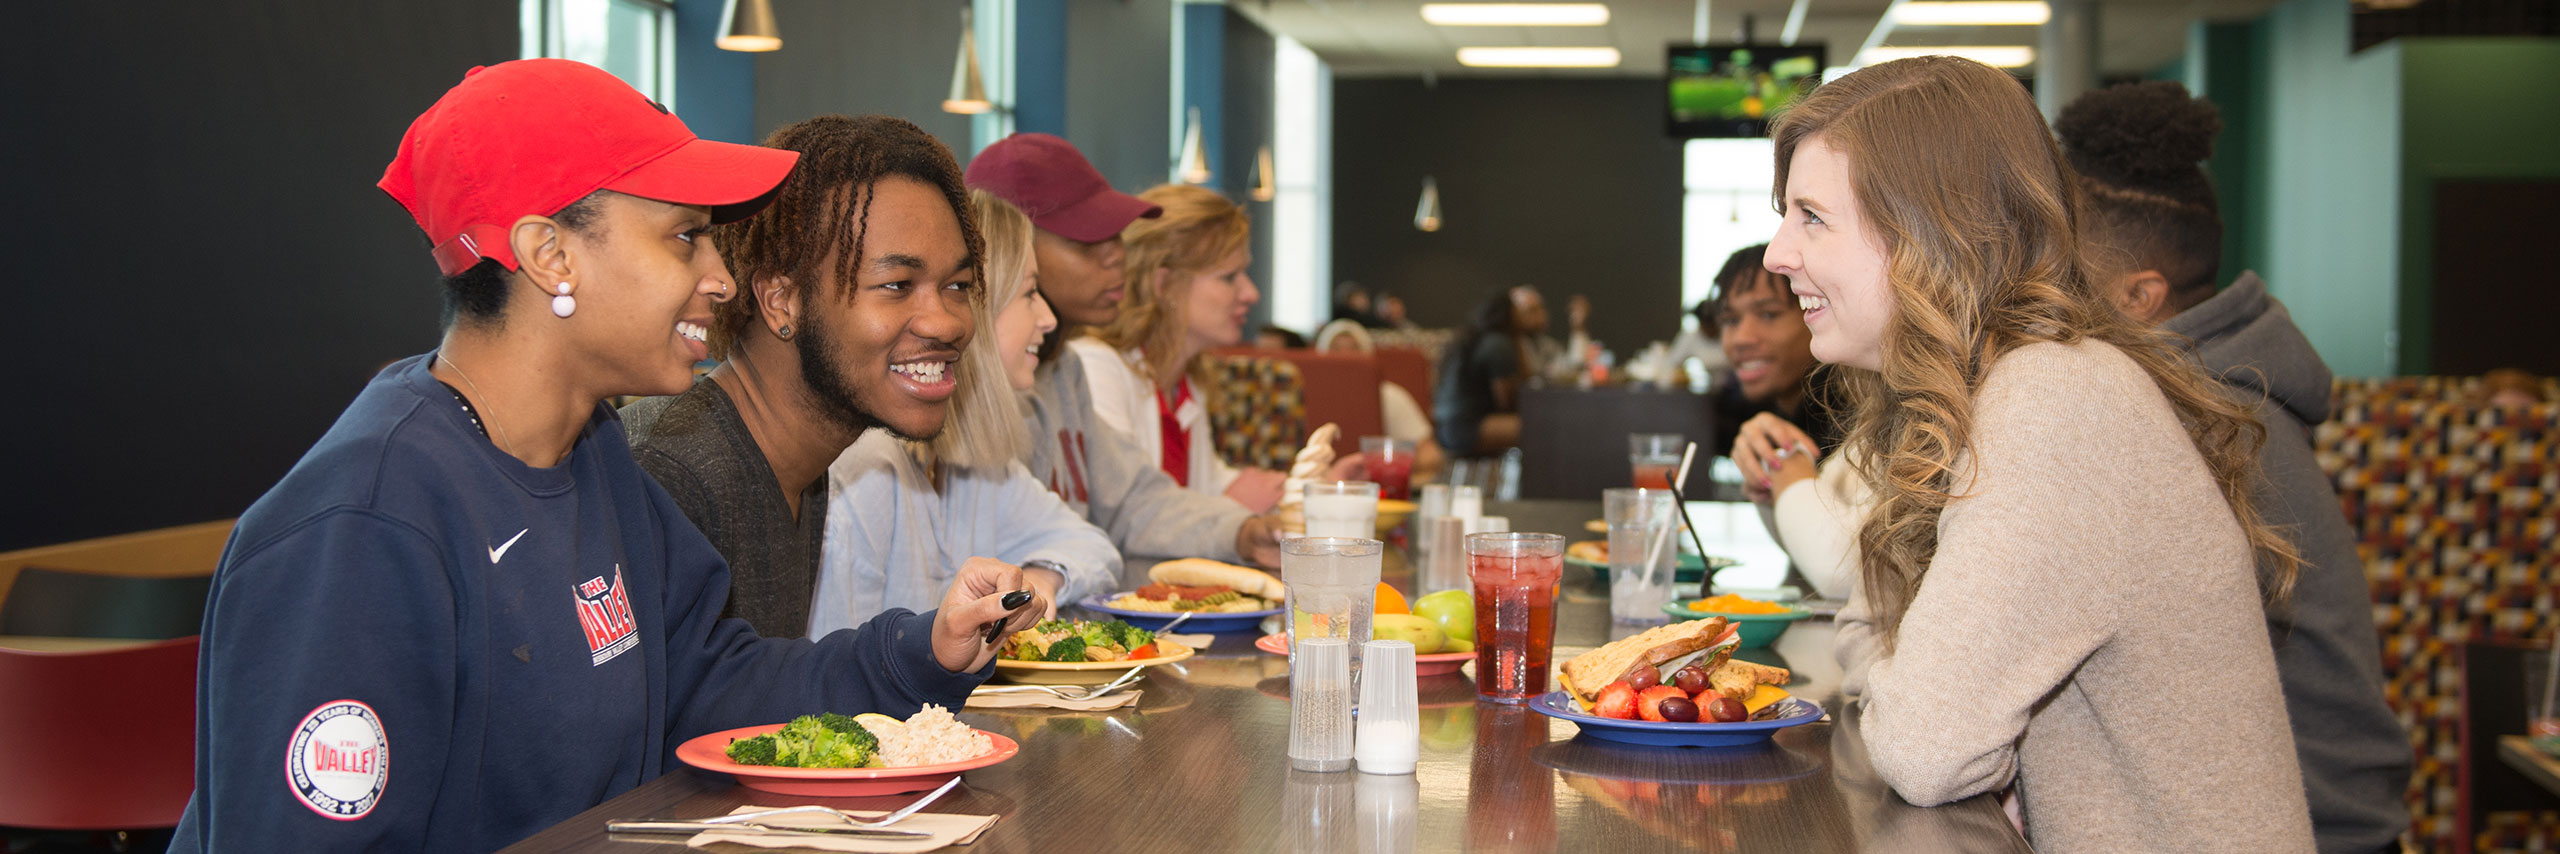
[1662,442,1714,569]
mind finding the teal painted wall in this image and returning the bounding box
[2392,39,2560,374]
[2247,0,2403,377]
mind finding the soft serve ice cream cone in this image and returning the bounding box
[1275,423,1340,537]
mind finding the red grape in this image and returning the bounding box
[1706,696,1748,723]
[1622,666,1660,691]
[1672,665,1711,695]
[1659,697,1699,722]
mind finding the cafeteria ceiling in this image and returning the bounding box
[1228,0,2290,78]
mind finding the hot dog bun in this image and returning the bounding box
[1148,558,1286,601]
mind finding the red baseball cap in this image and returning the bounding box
[964,133,1161,244]
[380,59,801,276]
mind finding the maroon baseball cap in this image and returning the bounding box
[380,59,801,276]
[964,133,1161,243]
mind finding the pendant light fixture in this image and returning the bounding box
[943,4,992,115]
[717,0,781,52]
[1250,146,1277,202]
[1414,176,1443,232]
[1175,107,1212,185]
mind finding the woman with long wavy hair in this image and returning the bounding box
[1067,185,1317,512]
[1766,57,2311,852]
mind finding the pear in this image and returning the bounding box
[1371,613,1447,654]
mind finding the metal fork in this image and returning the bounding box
[974,665,1147,701]
[608,775,961,835]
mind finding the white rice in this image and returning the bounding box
[878,704,992,767]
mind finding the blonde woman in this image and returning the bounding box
[1766,58,2311,851]
[812,191,1119,632]
[1068,185,1351,513]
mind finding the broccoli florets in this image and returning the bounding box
[1115,622,1155,650]
[820,712,880,756]
[1044,636,1090,662]
[772,714,873,768]
[1033,618,1073,635]
[726,734,779,765]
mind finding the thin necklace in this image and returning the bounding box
[437,353,516,458]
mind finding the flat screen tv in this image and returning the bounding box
[1667,44,1826,138]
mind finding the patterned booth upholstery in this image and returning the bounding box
[2314,376,2559,854]
[1207,356,1306,472]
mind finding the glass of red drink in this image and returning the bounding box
[1628,433,1684,489]
[1466,532,1564,702]
[1361,436,1415,500]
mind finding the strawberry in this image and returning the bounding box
[1593,681,1639,720]
[1636,685,1687,722]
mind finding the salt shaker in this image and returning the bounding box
[1354,640,1419,775]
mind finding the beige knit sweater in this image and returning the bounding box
[1850,341,2313,853]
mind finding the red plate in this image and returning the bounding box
[1253,633,1476,677]
[676,724,1019,796]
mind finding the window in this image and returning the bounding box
[522,0,676,107]
[1269,35,1332,335]
[1680,138,1782,328]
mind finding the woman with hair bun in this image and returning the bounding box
[1768,57,2312,851]
[2059,80,2410,854]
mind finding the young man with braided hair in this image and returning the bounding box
[624,115,1074,637]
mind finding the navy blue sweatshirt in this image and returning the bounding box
[169,356,986,852]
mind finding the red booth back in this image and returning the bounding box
[1211,348,1383,460]
[1373,347,1434,417]
[0,635,201,829]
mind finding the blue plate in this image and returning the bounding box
[1528,690,1824,748]
[1077,594,1282,634]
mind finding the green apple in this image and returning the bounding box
[1372,613,1446,653]
[1412,590,1476,644]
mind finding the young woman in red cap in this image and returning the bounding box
[169,60,1041,852]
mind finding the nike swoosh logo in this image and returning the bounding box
[488,528,529,564]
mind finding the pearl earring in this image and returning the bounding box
[551,281,577,318]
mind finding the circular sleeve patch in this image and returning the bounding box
[286,699,389,820]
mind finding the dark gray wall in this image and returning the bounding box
[753,0,973,153]
[3,1,520,550]
[1066,0,1173,193]
[1331,78,1687,354]
[1221,8,1278,332]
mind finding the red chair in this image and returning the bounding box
[0,636,200,829]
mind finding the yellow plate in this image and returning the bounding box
[1375,499,1419,533]
[990,641,1197,685]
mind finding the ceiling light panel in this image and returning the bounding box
[1456,46,1623,67]
[1422,4,1611,26]
[1889,2,2051,26]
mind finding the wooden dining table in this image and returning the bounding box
[500,500,2030,853]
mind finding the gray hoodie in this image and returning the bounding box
[1024,344,1250,581]
[2166,271,2412,854]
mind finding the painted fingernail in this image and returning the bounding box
[1000,589,1034,611]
